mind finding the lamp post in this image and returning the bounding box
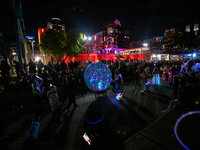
[84,36,91,62]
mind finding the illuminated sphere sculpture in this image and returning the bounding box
[84,62,112,92]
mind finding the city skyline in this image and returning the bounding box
[21,0,200,43]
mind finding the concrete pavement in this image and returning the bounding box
[2,76,199,149]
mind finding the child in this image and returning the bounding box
[47,85,62,125]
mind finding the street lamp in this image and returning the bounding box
[141,43,148,60]
[143,43,148,47]
[84,36,91,62]
[35,56,40,61]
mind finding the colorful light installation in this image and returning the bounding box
[180,59,192,72]
[191,63,200,72]
[116,93,123,100]
[174,111,200,150]
[84,62,112,92]
[152,74,161,85]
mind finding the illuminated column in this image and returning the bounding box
[185,25,190,32]
[194,23,199,36]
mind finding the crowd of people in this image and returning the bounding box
[1,58,200,107]
[1,58,200,149]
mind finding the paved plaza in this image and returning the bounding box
[1,77,179,150]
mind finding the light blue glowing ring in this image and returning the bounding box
[87,115,104,124]
[174,111,200,150]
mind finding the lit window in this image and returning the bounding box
[127,36,129,39]
[119,30,121,34]
[124,36,126,38]
[115,29,118,33]
[107,27,113,34]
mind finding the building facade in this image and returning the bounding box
[87,19,129,54]
[102,19,129,49]
[0,0,28,71]
[47,18,65,31]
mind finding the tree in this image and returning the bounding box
[39,29,85,61]
[39,29,67,61]
[65,29,85,59]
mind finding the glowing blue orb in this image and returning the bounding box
[84,62,112,92]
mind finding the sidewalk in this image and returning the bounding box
[49,79,173,150]
[124,105,200,150]
[3,75,200,149]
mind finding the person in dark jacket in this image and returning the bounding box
[37,59,44,76]
[66,74,78,109]
[172,75,179,99]
[26,59,36,76]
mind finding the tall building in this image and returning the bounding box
[102,19,129,49]
[194,23,199,36]
[47,18,65,31]
[0,0,28,71]
[129,36,163,49]
[88,19,129,53]
[38,28,47,45]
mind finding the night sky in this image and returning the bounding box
[21,0,200,43]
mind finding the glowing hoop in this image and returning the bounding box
[87,115,104,124]
[174,111,200,150]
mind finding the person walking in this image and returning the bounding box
[47,61,53,78]
[114,70,124,100]
[26,59,36,76]
[66,74,78,109]
[55,62,61,77]
[61,60,66,71]
[140,70,148,94]
[37,59,44,76]
[47,85,62,125]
